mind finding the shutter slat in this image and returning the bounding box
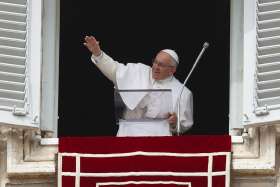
[258,61,280,72]
[258,27,280,38]
[0,37,25,48]
[259,0,280,4]
[258,2,280,13]
[0,19,26,31]
[0,62,25,74]
[258,70,280,81]
[0,11,26,22]
[0,80,24,92]
[257,87,280,98]
[0,2,26,14]
[0,28,26,40]
[258,36,280,47]
[0,97,24,108]
[258,53,280,64]
[258,79,280,90]
[257,96,280,106]
[0,88,24,100]
[0,54,25,65]
[0,45,25,57]
[258,10,280,21]
[258,44,280,55]
[258,19,280,30]
[0,71,25,83]
[0,0,27,6]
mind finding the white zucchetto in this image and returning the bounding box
[161,49,179,64]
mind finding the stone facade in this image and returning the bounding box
[231,126,280,186]
[1,125,280,186]
[0,127,57,187]
[1,0,279,185]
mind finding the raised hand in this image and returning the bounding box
[83,35,102,56]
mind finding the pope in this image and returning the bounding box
[83,35,193,136]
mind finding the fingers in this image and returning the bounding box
[83,35,101,56]
[168,118,176,124]
[168,112,176,116]
[84,35,98,45]
[168,113,177,124]
[83,41,92,52]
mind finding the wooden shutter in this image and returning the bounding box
[255,0,280,113]
[241,0,280,126]
[0,0,27,113]
[0,0,42,127]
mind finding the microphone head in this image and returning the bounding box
[203,42,210,48]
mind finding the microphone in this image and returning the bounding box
[176,42,209,136]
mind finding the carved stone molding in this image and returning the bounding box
[232,126,276,174]
[0,127,12,142]
[232,127,260,159]
[23,130,57,162]
[6,128,58,176]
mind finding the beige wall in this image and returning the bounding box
[0,128,57,187]
[1,126,280,186]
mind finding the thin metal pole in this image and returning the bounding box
[176,42,209,135]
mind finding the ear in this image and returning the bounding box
[170,67,176,75]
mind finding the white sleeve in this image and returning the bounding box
[170,89,193,134]
[91,51,119,85]
[180,90,193,132]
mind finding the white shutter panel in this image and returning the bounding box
[0,0,42,127]
[256,0,280,109]
[244,0,280,126]
[0,0,27,111]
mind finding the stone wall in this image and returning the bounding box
[1,126,280,186]
[0,127,57,187]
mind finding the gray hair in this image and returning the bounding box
[170,58,178,68]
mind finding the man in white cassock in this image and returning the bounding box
[83,35,193,136]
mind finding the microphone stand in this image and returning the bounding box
[176,42,209,136]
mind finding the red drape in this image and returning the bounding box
[58,136,231,187]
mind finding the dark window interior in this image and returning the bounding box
[58,0,230,136]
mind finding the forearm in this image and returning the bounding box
[170,114,193,134]
[179,119,193,132]
[170,90,193,134]
[179,91,193,133]
[91,51,118,84]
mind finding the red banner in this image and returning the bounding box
[58,136,231,187]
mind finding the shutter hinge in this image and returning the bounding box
[32,115,39,124]
[243,113,250,123]
[12,105,28,116]
[254,105,269,116]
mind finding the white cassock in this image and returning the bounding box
[91,52,193,137]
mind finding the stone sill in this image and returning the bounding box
[231,135,244,144]
[41,138,58,145]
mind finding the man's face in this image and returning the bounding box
[152,51,176,80]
